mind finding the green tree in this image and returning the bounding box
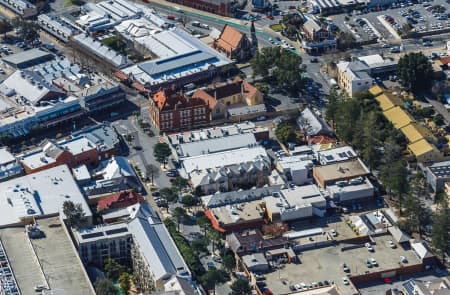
[275,123,296,144]
[95,279,116,295]
[181,194,197,206]
[104,258,124,280]
[325,88,340,127]
[171,176,189,194]
[196,215,212,235]
[173,207,187,230]
[153,142,171,168]
[433,114,444,126]
[432,203,450,263]
[62,201,86,228]
[160,187,177,212]
[191,238,208,254]
[201,269,228,290]
[118,272,130,295]
[397,52,433,92]
[0,20,12,37]
[12,18,39,43]
[206,228,222,254]
[145,164,160,184]
[336,31,356,50]
[362,111,381,171]
[381,160,409,215]
[230,279,252,295]
[221,249,236,273]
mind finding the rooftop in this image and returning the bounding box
[0,147,15,165]
[383,106,414,129]
[2,49,54,69]
[209,200,264,226]
[0,165,92,227]
[30,217,95,295]
[313,158,370,184]
[427,161,450,178]
[181,146,268,174]
[317,146,357,165]
[297,108,332,136]
[177,132,257,157]
[401,123,434,144]
[408,139,436,157]
[121,29,232,86]
[375,93,403,111]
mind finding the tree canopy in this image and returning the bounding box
[432,202,450,262]
[12,18,39,43]
[250,47,305,95]
[160,187,178,203]
[103,258,124,280]
[275,123,296,144]
[397,52,433,92]
[230,279,252,295]
[62,201,86,228]
[95,279,116,295]
[153,142,171,166]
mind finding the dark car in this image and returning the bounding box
[151,191,160,197]
[166,170,179,177]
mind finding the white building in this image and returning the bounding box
[316,146,357,165]
[277,156,313,185]
[38,14,79,42]
[326,177,374,202]
[264,185,326,222]
[0,165,92,227]
[0,0,36,17]
[74,203,197,294]
[0,147,22,181]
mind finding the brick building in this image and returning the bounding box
[149,88,210,132]
[167,0,232,16]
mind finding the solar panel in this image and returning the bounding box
[105,227,128,235]
[81,232,104,239]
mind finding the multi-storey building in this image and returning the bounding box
[166,0,232,16]
[149,88,210,132]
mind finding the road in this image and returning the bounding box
[425,96,450,124]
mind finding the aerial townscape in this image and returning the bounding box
[0,0,450,293]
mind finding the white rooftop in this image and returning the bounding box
[182,146,268,174]
[317,146,357,165]
[0,147,15,165]
[0,165,92,227]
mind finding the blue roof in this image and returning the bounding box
[138,50,217,77]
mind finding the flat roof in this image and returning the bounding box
[376,93,402,111]
[427,161,450,178]
[182,146,268,174]
[178,133,256,157]
[317,146,357,165]
[368,85,383,96]
[30,217,95,295]
[0,147,15,165]
[0,165,92,227]
[210,200,264,226]
[2,49,54,68]
[314,158,370,183]
[327,177,374,194]
[263,234,421,295]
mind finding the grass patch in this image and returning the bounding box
[101,35,127,55]
[269,23,283,32]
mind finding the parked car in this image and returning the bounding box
[365,243,374,252]
[342,277,349,285]
[370,258,378,267]
[166,170,179,177]
[342,263,350,272]
[366,259,373,268]
[330,229,337,237]
[387,240,396,248]
[400,256,408,263]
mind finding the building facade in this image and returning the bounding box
[166,0,232,16]
[149,88,210,132]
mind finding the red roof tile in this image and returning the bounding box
[97,191,144,211]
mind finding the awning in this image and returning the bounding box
[204,209,226,233]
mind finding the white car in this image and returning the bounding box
[365,243,374,252]
[400,256,408,263]
[330,229,337,237]
[370,258,378,266]
[387,240,396,248]
[342,277,350,285]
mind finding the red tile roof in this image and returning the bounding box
[216,25,244,53]
[97,191,144,211]
[308,135,337,145]
[440,56,450,65]
[152,88,208,111]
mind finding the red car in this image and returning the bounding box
[383,278,392,284]
[263,290,273,295]
[167,15,175,20]
[267,15,274,20]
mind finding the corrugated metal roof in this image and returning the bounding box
[368,85,383,96]
[401,123,425,144]
[408,138,435,157]
[383,106,414,129]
